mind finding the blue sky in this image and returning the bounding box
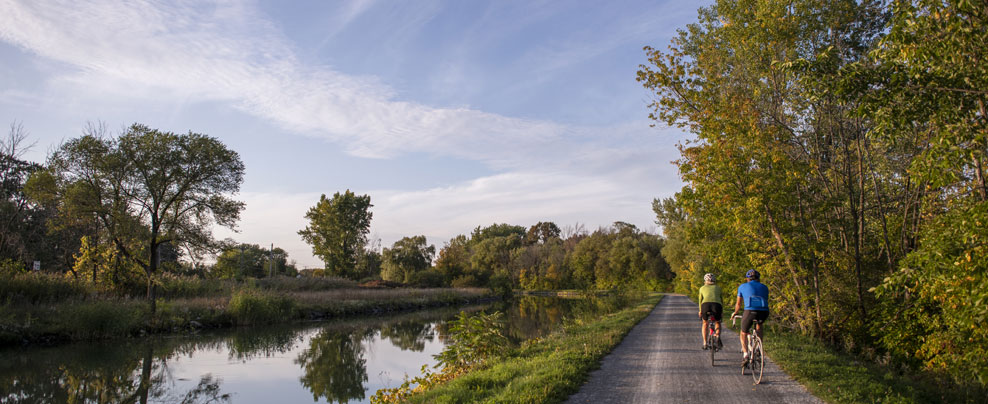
[0,0,706,268]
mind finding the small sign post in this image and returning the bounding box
[32,261,40,271]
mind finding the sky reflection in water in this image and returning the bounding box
[0,296,616,403]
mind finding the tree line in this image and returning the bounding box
[298,190,673,292]
[639,0,986,388]
[0,122,672,307]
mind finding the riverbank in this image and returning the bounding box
[390,293,663,403]
[0,285,491,347]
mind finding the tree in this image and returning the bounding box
[45,123,245,312]
[298,190,372,279]
[380,235,435,283]
[212,243,293,279]
[524,221,561,245]
[436,235,469,286]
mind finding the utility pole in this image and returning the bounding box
[269,243,274,278]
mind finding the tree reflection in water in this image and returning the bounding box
[0,340,231,404]
[378,320,435,352]
[0,299,619,403]
[295,328,372,403]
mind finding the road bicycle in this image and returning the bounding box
[732,314,765,384]
[702,311,721,366]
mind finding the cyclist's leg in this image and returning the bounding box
[701,318,709,346]
[754,310,769,340]
[713,303,723,339]
[740,310,755,356]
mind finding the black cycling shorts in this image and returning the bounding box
[700,302,722,321]
[741,310,769,333]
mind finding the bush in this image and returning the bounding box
[227,289,297,325]
[488,273,514,299]
[409,270,446,288]
[451,275,480,288]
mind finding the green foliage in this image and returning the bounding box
[381,235,435,283]
[765,325,986,403]
[435,311,510,371]
[45,123,245,308]
[640,0,987,390]
[874,200,988,385]
[298,190,373,280]
[227,289,297,325]
[212,243,293,279]
[408,269,445,288]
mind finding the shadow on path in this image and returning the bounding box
[565,294,822,404]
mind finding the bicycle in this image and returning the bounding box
[702,311,721,366]
[732,315,764,384]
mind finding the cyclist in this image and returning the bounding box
[730,269,769,363]
[698,273,723,350]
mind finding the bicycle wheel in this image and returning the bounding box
[750,336,764,384]
[708,333,715,366]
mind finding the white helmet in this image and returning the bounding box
[704,273,716,283]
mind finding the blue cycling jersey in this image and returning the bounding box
[737,280,769,311]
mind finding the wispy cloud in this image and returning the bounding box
[0,0,687,266]
[0,1,675,168]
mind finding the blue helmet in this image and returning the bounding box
[745,269,760,280]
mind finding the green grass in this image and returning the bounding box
[402,293,663,404]
[764,326,987,403]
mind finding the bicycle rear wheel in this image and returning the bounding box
[750,336,764,384]
[708,333,716,366]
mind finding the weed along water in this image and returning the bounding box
[0,296,620,403]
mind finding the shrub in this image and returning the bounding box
[227,289,297,325]
[409,270,445,288]
[451,275,480,288]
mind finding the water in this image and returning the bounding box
[0,295,625,403]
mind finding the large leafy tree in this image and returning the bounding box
[298,190,372,279]
[380,235,435,283]
[44,123,244,311]
[865,0,988,385]
[639,0,890,336]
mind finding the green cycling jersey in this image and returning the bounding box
[698,284,723,306]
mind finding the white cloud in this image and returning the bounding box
[222,139,682,268]
[0,0,585,165]
[0,0,689,267]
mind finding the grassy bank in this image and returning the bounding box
[0,284,490,347]
[396,293,662,404]
[764,326,987,404]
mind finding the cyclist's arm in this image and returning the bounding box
[730,295,743,318]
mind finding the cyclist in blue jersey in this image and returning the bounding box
[730,269,769,363]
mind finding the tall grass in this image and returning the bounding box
[0,272,91,304]
[227,289,298,325]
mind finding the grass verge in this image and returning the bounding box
[401,293,663,404]
[764,326,987,404]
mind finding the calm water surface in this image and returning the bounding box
[0,296,622,403]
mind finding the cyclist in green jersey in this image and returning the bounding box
[698,273,723,350]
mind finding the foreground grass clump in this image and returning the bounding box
[376,293,662,404]
[227,289,298,325]
[764,326,987,404]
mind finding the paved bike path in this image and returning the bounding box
[565,294,823,403]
